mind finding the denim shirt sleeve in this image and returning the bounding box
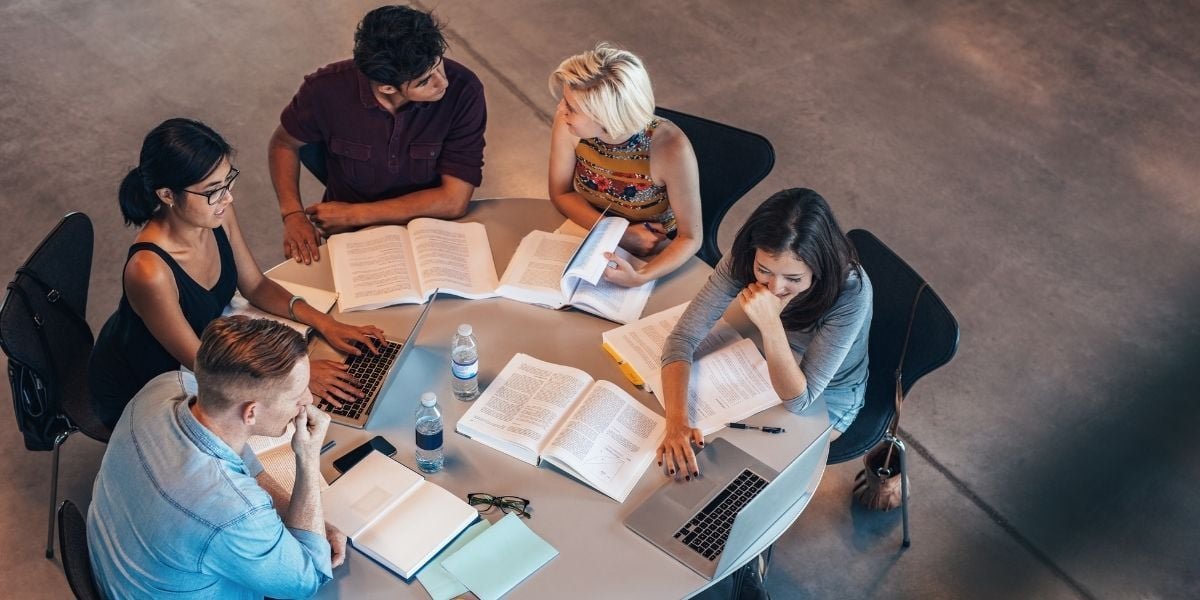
[783,269,871,413]
[203,504,333,599]
[662,255,743,366]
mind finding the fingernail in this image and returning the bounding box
[669,469,675,475]
[685,475,691,481]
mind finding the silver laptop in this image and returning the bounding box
[320,295,437,428]
[625,432,829,579]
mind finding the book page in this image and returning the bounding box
[568,248,654,324]
[456,354,593,463]
[246,425,331,494]
[321,451,423,538]
[561,216,628,286]
[495,230,577,307]
[352,482,477,578]
[685,338,782,435]
[601,302,742,396]
[542,380,665,502]
[328,226,421,312]
[408,218,500,299]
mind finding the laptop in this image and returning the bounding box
[624,432,829,579]
[320,295,437,428]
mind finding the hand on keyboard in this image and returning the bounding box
[309,359,362,408]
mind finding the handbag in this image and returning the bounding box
[852,282,927,511]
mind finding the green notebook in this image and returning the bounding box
[440,513,558,600]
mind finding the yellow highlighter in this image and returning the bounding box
[602,341,645,387]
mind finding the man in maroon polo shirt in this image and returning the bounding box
[269,5,487,264]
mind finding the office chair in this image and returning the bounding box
[828,229,960,548]
[654,107,775,266]
[57,500,102,600]
[0,212,111,559]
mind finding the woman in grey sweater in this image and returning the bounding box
[658,188,872,477]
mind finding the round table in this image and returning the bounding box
[268,197,831,599]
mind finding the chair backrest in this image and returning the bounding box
[58,500,103,600]
[0,212,107,447]
[828,229,960,464]
[654,107,775,266]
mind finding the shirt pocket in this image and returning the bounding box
[329,137,374,190]
[408,142,442,184]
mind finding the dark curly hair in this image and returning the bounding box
[353,5,447,88]
[729,188,860,331]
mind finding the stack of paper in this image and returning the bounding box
[417,513,558,600]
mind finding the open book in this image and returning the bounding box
[223,278,338,337]
[601,303,782,435]
[455,353,666,502]
[328,219,500,312]
[321,451,477,579]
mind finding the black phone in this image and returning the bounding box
[333,435,398,473]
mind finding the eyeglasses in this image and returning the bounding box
[182,167,239,205]
[467,492,531,518]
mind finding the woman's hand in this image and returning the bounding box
[738,282,786,333]
[283,212,321,264]
[314,318,385,356]
[619,222,668,257]
[308,360,361,408]
[657,418,705,479]
[601,252,647,288]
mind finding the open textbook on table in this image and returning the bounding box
[602,303,783,435]
[456,353,666,502]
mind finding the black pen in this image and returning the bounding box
[320,440,337,454]
[727,422,786,434]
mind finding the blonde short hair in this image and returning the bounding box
[549,42,656,140]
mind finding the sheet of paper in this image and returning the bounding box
[328,225,420,311]
[601,302,742,396]
[408,218,500,298]
[686,338,782,435]
[441,513,558,600]
[416,519,492,600]
[495,230,579,307]
[561,215,628,286]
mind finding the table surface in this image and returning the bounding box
[269,197,832,599]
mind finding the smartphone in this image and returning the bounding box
[333,435,398,473]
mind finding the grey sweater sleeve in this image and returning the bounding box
[662,256,744,365]
[783,269,871,414]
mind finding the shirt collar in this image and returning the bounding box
[176,399,245,466]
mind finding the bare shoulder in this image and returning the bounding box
[123,248,176,300]
[651,119,696,161]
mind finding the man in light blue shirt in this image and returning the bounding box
[87,316,344,599]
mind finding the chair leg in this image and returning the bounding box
[894,436,911,548]
[45,429,73,559]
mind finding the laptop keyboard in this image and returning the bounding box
[674,469,769,561]
[320,339,402,420]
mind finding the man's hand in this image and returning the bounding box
[306,202,363,236]
[283,212,321,264]
[325,522,348,568]
[291,404,332,466]
[619,222,668,257]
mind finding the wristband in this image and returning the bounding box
[288,295,305,322]
[281,209,305,222]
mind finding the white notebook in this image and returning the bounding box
[321,451,477,579]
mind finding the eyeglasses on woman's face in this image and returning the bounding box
[467,492,531,518]
[182,166,239,205]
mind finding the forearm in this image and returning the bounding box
[550,191,604,229]
[760,323,808,401]
[285,460,324,534]
[633,233,700,282]
[661,360,694,426]
[355,184,470,227]
[256,471,292,517]
[268,136,305,215]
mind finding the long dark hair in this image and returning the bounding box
[117,118,231,226]
[729,188,859,331]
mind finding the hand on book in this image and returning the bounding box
[283,212,321,265]
[657,420,704,479]
[306,201,363,236]
[325,522,347,568]
[601,251,646,288]
[309,360,362,408]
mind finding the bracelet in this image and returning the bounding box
[281,209,305,222]
[288,295,305,322]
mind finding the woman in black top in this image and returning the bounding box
[90,118,383,427]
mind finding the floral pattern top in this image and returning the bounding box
[572,118,676,233]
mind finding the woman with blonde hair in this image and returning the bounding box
[548,43,702,287]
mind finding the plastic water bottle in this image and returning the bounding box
[451,324,480,400]
[415,392,444,473]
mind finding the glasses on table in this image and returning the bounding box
[182,167,240,205]
[467,492,531,519]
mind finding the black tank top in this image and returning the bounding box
[89,227,238,427]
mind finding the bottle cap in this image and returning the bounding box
[420,392,437,407]
[457,323,473,336]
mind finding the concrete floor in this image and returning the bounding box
[2,0,1197,598]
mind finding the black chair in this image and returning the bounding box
[0,212,111,558]
[654,107,775,266]
[57,500,102,600]
[828,229,960,547]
